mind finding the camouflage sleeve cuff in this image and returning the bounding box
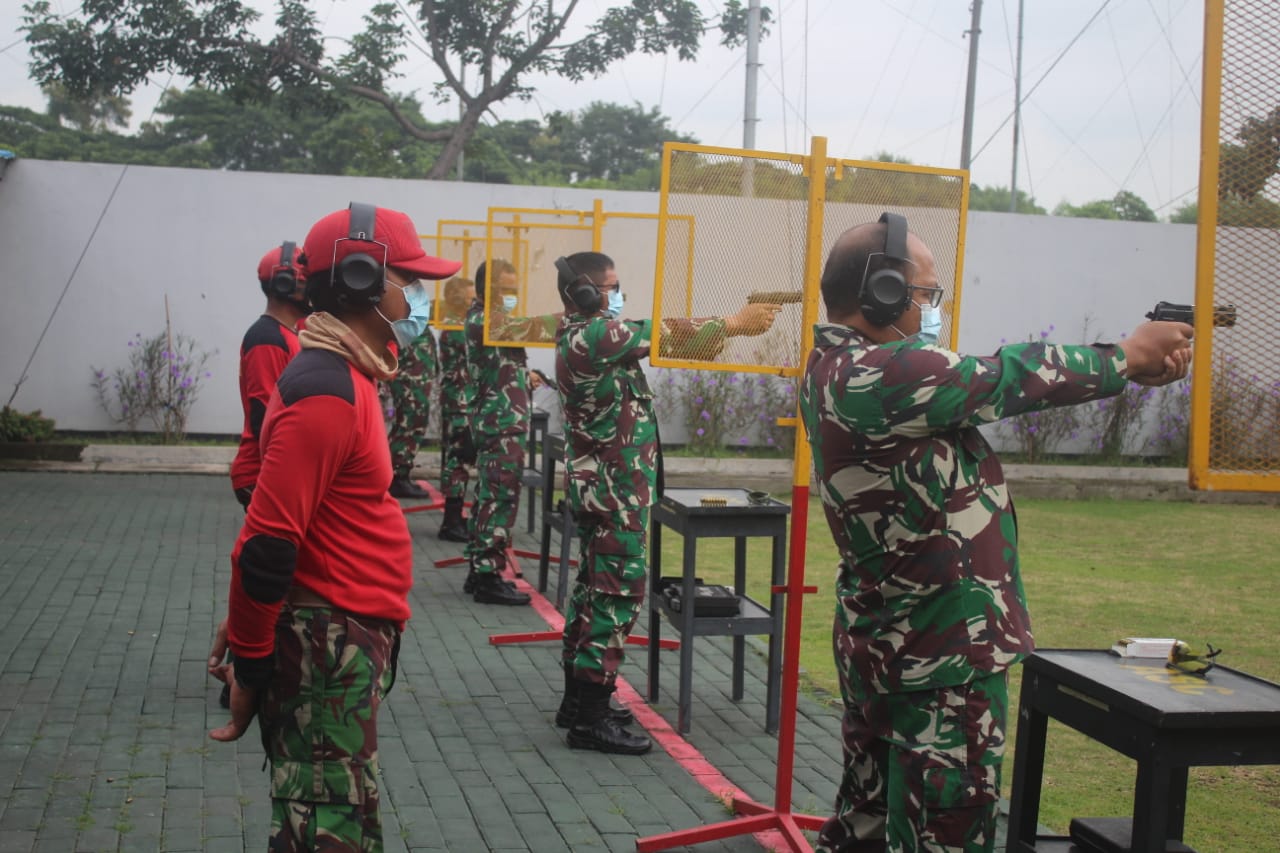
[1102,343,1128,377]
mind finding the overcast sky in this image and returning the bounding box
[0,0,1206,215]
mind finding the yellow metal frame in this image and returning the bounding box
[431,220,522,331]
[1188,0,1276,493]
[651,141,970,373]
[597,207,698,318]
[482,208,593,349]
[651,142,809,375]
[1190,0,1223,492]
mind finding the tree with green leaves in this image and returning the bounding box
[42,81,131,131]
[22,0,763,180]
[1054,190,1156,222]
[968,184,1045,215]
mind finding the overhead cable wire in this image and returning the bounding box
[970,0,1114,164]
[1105,10,1163,202]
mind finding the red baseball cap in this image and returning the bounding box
[303,204,462,281]
[256,241,306,283]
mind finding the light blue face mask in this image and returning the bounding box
[916,302,942,345]
[384,281,432,348]
[501,294,519,313]
[605,289,625,318]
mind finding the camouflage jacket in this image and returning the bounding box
[437,328,471,416]
[556,314,659,513]
[393,332,439,382]
[799,323,1129,695]
[465,301,530,439]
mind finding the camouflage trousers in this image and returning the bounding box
[560,507,649,686]
[817,670,1007,853]
[465,433,523,574]
[439,406,472,501]
[261,605,399,852]
[386,376,432,476]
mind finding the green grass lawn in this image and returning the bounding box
[656,496,1280,852]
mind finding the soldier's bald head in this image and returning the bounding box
[820,221,931,322]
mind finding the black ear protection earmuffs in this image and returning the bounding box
[858,211,911,327]
[332,202,386,306]
[268,240,298,298]
[555,256,602,314]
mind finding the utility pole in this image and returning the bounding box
[1009,0,1025,211]
[741,0,762,197]
[743,0,762,150]
[457,64,465,181]
[959,0,983,171]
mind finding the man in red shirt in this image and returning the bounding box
[229,241,308,510]
[208,202,460,850]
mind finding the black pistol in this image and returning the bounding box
[1146,301,1237,327]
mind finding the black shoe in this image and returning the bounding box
[438,522,468,542]
[463,565,478,595]
[567,682,651,755]
[438,497,469,541]
[472,572,531,606]
[389,476,430,499]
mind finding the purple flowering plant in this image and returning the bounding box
[91,330,215,443]
[652,368,796,456]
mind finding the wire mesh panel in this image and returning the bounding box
[481,209,594,348]
[824,159,969,348]
[1191,0,1280,491]
[651,144,968,373]
[431,220,521,330]
[596,211,696,326]
[652,145,813,372]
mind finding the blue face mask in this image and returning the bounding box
[605,290,625,318]
[501,294,518,313]
[916,302,942,345]
[384,281,432,348]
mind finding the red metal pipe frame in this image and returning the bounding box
[633,484,822,852]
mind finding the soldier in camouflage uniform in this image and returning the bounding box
[436,276,476,540]
[386,330,438,499]
[462,259,558,605]
[799,214,1193,853]
[553,251,782,754]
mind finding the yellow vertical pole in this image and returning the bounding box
[652,144,676,360]
[1189,0,1224,491]
[592,199,605,251]
[949,178,972,349]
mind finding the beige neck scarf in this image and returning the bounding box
[298,312,399,382]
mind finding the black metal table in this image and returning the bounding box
[1006,649,1280,852]
[522,409,550,534]
[535,433,575,609]
[646,487,790,734]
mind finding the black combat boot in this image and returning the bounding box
[556,668,635,728]
[389,474,430,499]
[567,681,651,755]
[437,497,469,542]
[472,571,531,606]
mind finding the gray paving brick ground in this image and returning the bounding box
[0,471,1010,852]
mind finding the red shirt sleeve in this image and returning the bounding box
[227,391,356,658]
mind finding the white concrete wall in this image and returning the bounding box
[0,158,1196,440]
